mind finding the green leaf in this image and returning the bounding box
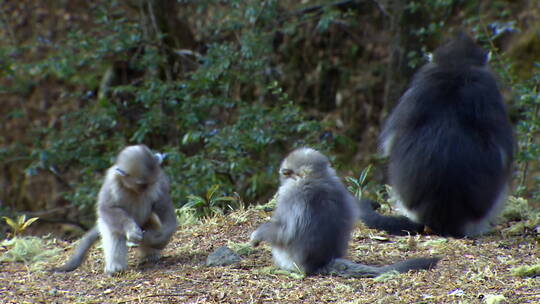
[20,217,39,231]
[3,217,18,231]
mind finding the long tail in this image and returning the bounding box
[322,257,440,278]
[52,226,100,272]
[357,198,424,236]
[381,257,440,273]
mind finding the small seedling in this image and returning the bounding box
[3,215,39,237]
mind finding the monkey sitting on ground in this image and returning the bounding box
[359,32,515,238]
[250,147,439,276]
[53,145,177,275]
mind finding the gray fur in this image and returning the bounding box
[250,147,439,276]
[53,145,177,275]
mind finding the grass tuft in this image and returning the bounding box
[0,236,60,269]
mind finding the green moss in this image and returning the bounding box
[510,264,540,278]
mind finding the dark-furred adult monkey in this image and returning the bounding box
[250,147,439,276]
[359,32,514,238]
[53,145,177,275]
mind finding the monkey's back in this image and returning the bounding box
[276,178,357,273]
[385,66,514,236]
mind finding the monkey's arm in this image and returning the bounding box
[357,199,424,236]
[142,194,177,248]
[51,226,100,272]
[250,221,286,246]
[98,203,143,243]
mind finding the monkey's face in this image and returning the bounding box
[115,145,160,193]
[279,167,306,183]
[119,171,157,193]
[279,148,330,184]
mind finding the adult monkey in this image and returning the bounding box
[359,32,514,237]
[53,145,177,275]
[250,148,439,276]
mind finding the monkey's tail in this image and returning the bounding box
[357,199,424,236]
[322,257,440,278]
[51,226,100,272]
[322,258,385,277]
[381,257,440,274]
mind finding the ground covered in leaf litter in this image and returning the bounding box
[0,206,539,304]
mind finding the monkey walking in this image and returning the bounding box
[359,32,515,238]
[250,148,439,276]
[53,145,177,275]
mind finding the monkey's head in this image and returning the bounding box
[279,147,333,183]
[114,145,160,193]
[433,32,488,68]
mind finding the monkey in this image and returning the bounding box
[358,32,515,238]
[53,145,177,275]
[250,147,439,276]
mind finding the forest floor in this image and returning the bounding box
[0,206,539,304]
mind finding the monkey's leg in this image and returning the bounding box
[100,223,128,275]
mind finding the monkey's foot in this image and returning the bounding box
[139,254,161,265]
[138,247,162,265]
[105,263,127,276]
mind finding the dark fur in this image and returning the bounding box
[360,33,514,237]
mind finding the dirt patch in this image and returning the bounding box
[1,208,539,304]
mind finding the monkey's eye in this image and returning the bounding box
[115,168,128,176]
[280,168,293,177]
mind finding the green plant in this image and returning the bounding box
[2,215,39,237]
[0,236,61,268]
[345,165,373,200]
[184,185,238,218]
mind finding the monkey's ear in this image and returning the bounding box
[115,168,127,176]
[154,153,166,165]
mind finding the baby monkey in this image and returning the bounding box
[53,145,177,275]
[250,148,438,276]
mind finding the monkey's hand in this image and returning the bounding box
[250,222,272,247]
[126,225,144,244]
[249,229,262,247]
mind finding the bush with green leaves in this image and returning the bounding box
[0,0,538,223]
[0,0,334,217]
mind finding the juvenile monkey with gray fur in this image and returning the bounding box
[250,147,438,276]
[53,145,177,275]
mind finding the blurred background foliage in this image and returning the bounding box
[0,0,538,236]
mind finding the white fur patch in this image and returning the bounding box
[463,185,508,236]
[272,247,297,272]
[380,132,395,157]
